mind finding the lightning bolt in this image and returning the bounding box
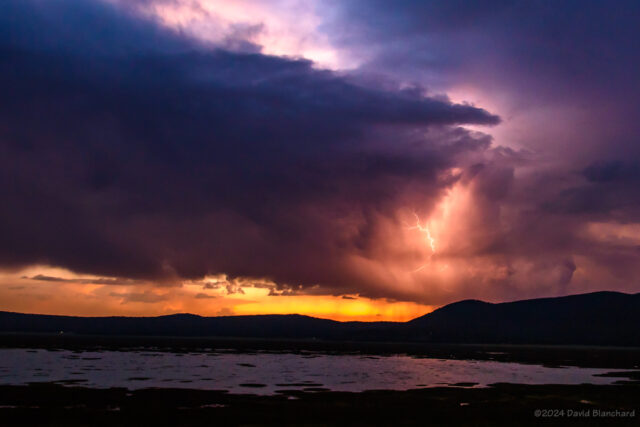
[408,212,436,253]
[405,212,436,274]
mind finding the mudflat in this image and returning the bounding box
[0,382,639,426]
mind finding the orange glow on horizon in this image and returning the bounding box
[0,266,433,322]
[232,294,433,322]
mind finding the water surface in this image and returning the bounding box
[0,349,628,395]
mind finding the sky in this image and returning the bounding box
[1,0,639,321]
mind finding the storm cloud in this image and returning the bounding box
[0,0,500,302]
[2,0,639,307]
[313,0,640,301]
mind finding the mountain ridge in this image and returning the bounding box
[1,291,639,345]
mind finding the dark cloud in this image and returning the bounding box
[328,1,640,94]
[28,275,138,286]
[7,0,638,306]
[0,0,500,303]
[195,292,216,299]
[583,161,640,184]
[327,0,640,162]
[313,0,640,301]
[0,0,191,55]
[536,161,640,220]
[29,275,68,283]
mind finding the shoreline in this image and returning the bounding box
[0,382,638,426]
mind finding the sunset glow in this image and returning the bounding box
[0,267,432,321]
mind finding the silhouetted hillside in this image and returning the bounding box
[1,291,639,345]
[407,291,640,345]
[0,311,397,341]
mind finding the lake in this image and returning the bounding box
[0,348,628,395]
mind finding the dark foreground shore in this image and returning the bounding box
[0,382,638,426]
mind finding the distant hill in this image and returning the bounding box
[1,291,639,346]
[405,291,640,346]
[0,311,397,341]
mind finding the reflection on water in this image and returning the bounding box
[0,349,627,395]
